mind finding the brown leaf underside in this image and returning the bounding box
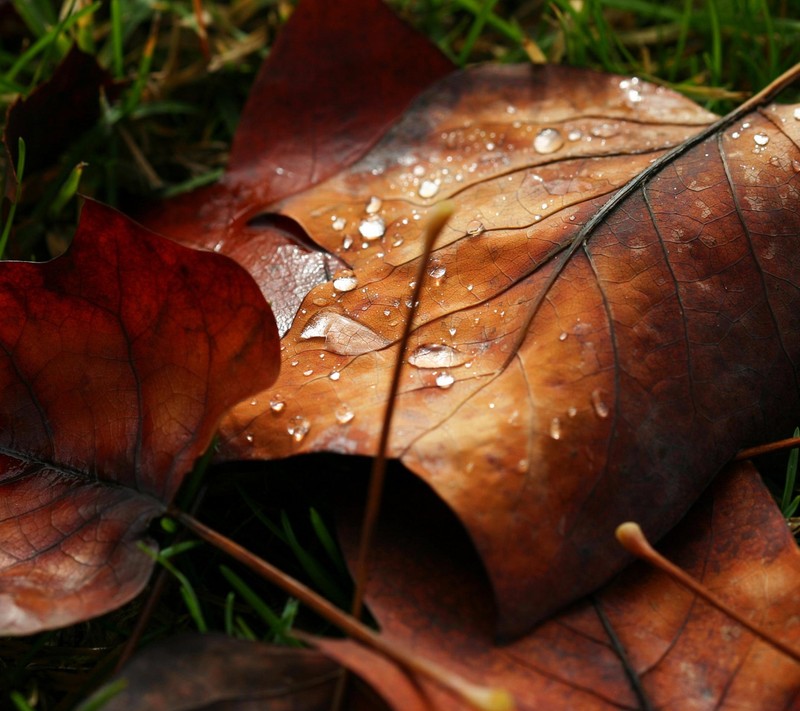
[218,63,800,638]
[0,201,279,634]
[330,461,800,710]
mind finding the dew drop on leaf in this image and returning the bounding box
[300,310,391,355]
[269,398,285,413]
[428,263,447,279]
[549,417,561,440]
[333,270,358,292]
[418,180,440,198]
[754,132,769,147]
[591,389,610,419]
[533,128,564,154]
[408,343,468,368]
[335,405,355,424]
[365,196,382,213]
[287,415,310,442]
[435,372,455,389]
[358,215,385,240]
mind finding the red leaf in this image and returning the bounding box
[141,0,453,333]
[0,200,279,634]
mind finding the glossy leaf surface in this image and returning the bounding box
[0,200,279,634]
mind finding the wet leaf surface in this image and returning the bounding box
[141,0,453,335]
[215,57,800,635]
[333,460,800,709]
[0,200,279,634]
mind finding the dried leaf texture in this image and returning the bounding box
[333,462,800,710]
[141,0,453,334]
[220,64,800,637]
[0,201,279,634]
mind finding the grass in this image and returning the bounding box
[1,0,799,708]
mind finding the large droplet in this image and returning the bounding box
[754,132,770,147]
[428,262,447,279]
[533,128,564,154]
[408,343,469,368]
[287,415,310,442]
[359,215,385,240]
[466,219,485,236]
[332,270,358,292]
[300,310,391,355]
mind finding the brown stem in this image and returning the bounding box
[350,201,455,623]
[170,507,514,711]
[735,436,800,460]
[616,522,800,664]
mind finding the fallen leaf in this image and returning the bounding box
[80,633,344,711]
[0,199,279,634]
[331,460,800,709]
[141,0,453,334]
[213,56,800,637]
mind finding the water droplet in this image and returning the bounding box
[335,405,355,424]
[559,331,568,341]
[517,459,529,472]
[754,132,770,146]
[533,128,564,154]
[300,310,391,355]
[567,129,583,141]
[549,417,561,440]
[332,216,347,231]
[250,399,258,406]
[428,263,447,279]
[342,235,354,250]
[567,406,577,418]
[793,160,800,173]
[435,372,455,389]
[365,196,382,214]
[213,241,224,253]
[333,270,358,292]
[359,215,385,240]
[269,398,285,412]
[466,219,485,236]
[466,284,474,291]
[731,131,740,139]
[591,389,610,418]
[408,343,468,368]
[418,180,439,198]
[413,164,426,177]
[329,371,341,381]
[245,433,254,443]
[591,123,619,138]
[303,368,314,376]
[287,416,310,442]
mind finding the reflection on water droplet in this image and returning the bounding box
[549,417,561,440]
[466,219,485,236]
[245,433,254,443]
[435,372,455,388]
[366,196,382,214]
[269,398,285,412]
[359,215,385,240]
[287,416,310,442]
[303,368,313,376]
[591,389,610,418]
[300,310,391,355]
[408,343,468,368]
[428,263,447,279]
[332,216,347,231]
[559,331,568,341]
[567,129,582,141]
[335,405,354,424]
[418,180,439,198]
[731,131,740,139]
[333,270,358,292]
[329,371,341,381]
[533,127,564,154]
[754,132,770,146]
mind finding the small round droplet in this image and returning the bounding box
[591,389,610,418]
[332,216,347,231]
[418,180,440,198]
[250,399,258,406]
[359,215,385,240]
[245,433,254,443]
[428,263,447,279]
[329,371,341,381]
[754,132,770,147]
[365,196,382,214]
[559,331,568,342]
[335,405,355,424]
[466,219,485,236]
[549,417,561,440]
[333,270,358,292]
[303,368,314,376]
[567,129,583,141]
[287,415,310,442]
[533,128,564,154]
[435,372,455,389]
[270,399,285,413]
